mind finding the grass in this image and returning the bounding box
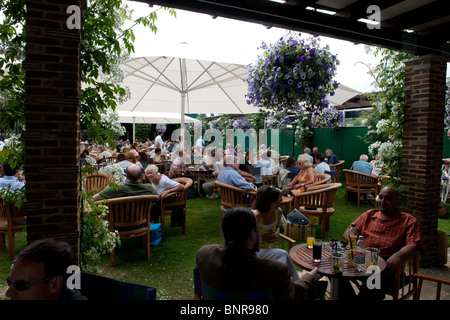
[1,185,450,300]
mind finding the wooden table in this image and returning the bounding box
[289,243,386,300]
[186,167,213,197]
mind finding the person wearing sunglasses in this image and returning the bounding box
[5,238,87,300]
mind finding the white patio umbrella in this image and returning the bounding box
[118,55,360,117]
[117,110,200,124]
[118,55,258,116]
[118,54,259,146]
[117,110,200,142]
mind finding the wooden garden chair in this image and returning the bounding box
[305,173,331,191]
[413,273,450,300]
[343,169,378,207]
[262,174,277,187]
[0,198,26,261]
[329,160,345,183]
[94,194,159,267]
[391,252,420,300]
[159,177,193,239]
[292,183,341,238]
[215,181,256,218]
[83,172,111,194]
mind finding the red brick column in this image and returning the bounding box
[401,55,448,266]
[23,0,82,259]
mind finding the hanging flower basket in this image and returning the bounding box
[264,111,291,129]
[246,33,339,113]
[232,117,251,130]
[156,123,167,133]
[310,105,343,130]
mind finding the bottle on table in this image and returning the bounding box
[347,223,358,267]
[349,223,358,247]
[355,235,366,271]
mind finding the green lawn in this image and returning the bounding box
[1,185,449,300]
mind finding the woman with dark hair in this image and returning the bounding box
[137,151,150,170]
[252,185,300,279]
[196,207,324,299]
[285,156,300,180]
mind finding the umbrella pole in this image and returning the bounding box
[181,92,186,153]
[133,117,136,143]
[180,58,187,153]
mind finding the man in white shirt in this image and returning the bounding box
[298,147,314,164]
[314,153,331,176]
[0,164,25,190]
[155,131,164,148]
[202,147,215,169]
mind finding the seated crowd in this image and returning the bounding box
[4,134,422,301]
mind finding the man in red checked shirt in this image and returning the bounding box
[344,186,423,272]
[341,186,423,299]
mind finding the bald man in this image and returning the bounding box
[341,187,423,299]
[92,164,157,201]
[344,187,423,272]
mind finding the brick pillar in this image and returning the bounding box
[23,0,82,259]
[401,55,448,266]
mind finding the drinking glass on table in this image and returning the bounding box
[307,228,315,248]
[366,247,380,268]
[313,239,322,262]
[331,251,344,274]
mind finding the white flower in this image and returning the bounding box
[85,156,97,166]
[100,164,126,185]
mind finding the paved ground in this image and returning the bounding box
[415,248,450,300]
[311,248,450,300]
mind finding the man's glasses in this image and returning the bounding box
[6,276,54,291]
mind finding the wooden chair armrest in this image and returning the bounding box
[278,233,296,250]
[162,191,180,198]
[279,233,296,244]
[412,273,450,286]
[244,190,257,196]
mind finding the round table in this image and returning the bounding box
[289,243,386,300]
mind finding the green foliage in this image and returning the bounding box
[0,0,26,132]
[0,134,24,168]
[363,48,415,187]
[248,112,265,131]
[294,110,313,147]
[0,185,25,208]
[80,189,121,271]
[0,0,176,146]
[80,165,121,271]
[135,124,152,141]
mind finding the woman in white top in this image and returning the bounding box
[252,185,300,279]
[145,164,183,198]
